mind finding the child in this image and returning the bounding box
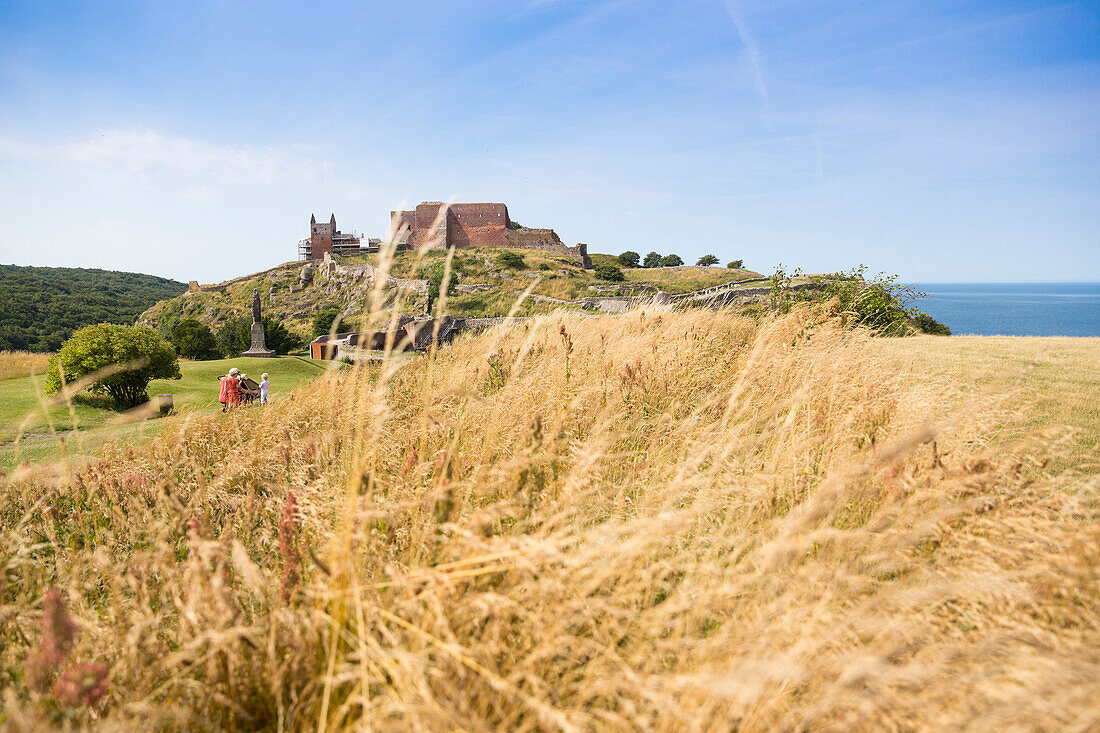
[259,373,270,404]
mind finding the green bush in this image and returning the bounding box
[913,312,951,335]
[594,265,625,282]
[617,251,641,268]
[169,319,219,360]
[312,307,348,337]
[770,264,934,337]
[261,317,302,355]
[424,262,460,312]
[643,252,662,268]
[727,259,744,269]
[497,251,525,269]
[660,254,684,267]
[46,323,181,408]
[696,255,719,266]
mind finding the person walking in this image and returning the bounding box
[219,367,242,411]
[259,373,270,404]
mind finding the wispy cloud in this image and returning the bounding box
[724,1,768,109]
[1,129,321,185]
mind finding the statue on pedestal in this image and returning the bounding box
[241,288,276,358]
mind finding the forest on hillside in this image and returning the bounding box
[0,264,187,352]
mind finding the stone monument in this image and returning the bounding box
[240,288,276,358]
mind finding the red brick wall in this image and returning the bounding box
[396,202,584,264]
[406,202,447,248]
[310,220,333,259]
[449,203,509,248]
[389,211,417,243]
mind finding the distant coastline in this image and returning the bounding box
[912,282,1100,337]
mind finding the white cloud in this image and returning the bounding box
[724,1,768,109]
[63,129,317,184]
[1,129,320,185]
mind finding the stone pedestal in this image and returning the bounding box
[241,322,276,358]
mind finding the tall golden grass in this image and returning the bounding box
[0,351,50,382]
[1,303,1097,730]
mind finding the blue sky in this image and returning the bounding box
[0,0,1097,283]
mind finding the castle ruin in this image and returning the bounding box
[388,202,591,267]
[299,214,365,260]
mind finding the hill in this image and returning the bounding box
[137,249,762,339]
[0,264,187,351]
[1,309,1096,729]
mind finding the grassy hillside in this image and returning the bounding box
[137,249,763,335]
[0,355,327,468]
[0,264,187,351]
[1,308,1096,729]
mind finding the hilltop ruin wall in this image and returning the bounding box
[504,228,591,267]
[391,201,589,266]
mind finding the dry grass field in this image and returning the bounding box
[870,335,1100,475]
[1,306,1097,730]
[0,352,50,382]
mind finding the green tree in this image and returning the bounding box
[727,259,744,269]
[594,264,625,282]
[260,316,302,355]
[660,254,684,267]
[169,318,219,360]
[0,264,187,352]
[617,251,641,267]
[643,251,662,268]
[46,323,181,408]
[216,316,250,358]
[312,307,347,338]
[696,254,719,266]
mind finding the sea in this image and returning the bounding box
[912,283,1100,337]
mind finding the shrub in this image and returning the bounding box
[594,265,625,282]
[660,254,684,267]
[169,319,219,360]
[617,251,641,268]
[643,252,662,268]
[913,312,952,335]
[46,323,181,408]
[424,262,460,312]
[261,317,303,355]
[497,251,525,269]
[770,264,929,337]
[696,255,719,266]
[507,220,524,230]
[727,259,744,269]
[312,307,347,338]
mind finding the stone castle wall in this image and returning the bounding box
[504,229,591,267]
[391,202,589,266]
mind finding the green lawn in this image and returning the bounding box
[0,355,328,468]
